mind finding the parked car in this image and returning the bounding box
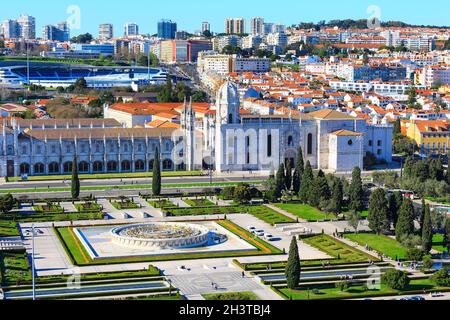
[247,226,256,232]
[254,230,265,237]
[409,296,425,301]
[264,234,275,241]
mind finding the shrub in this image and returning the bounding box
[422,255,434,270]
[335,280,350,292]
[382,269,410,290]
[430,268,450,287]
[405,248,424,262]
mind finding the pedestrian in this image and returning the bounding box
[242,271,245,278]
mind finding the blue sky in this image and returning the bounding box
[2,0,449,36]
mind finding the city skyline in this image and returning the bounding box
[1,0,450,38]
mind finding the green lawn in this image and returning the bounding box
[33,204,64,214]
[75,202,103,213]
[110,199,140,210]
[279,278,449,300]
[303,234,377,263]
[183,198,216,207]
[7,171,202,182]
[344,233,408,260]
[245,206,295,225]
[274,203,337,221]
[0,220,20,237]
[148,199,176,209]
[432,234,447,252]
[203,292,260,300]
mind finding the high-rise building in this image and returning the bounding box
[99,23,114,40]
[250,17,264,35]
[157,20,177,40]
[271,24,286,33]
[1,20,20,39]
[124,23,139,36]
[263,23,274,35]
[57,21,70,41]
[225,18,245,34]
[202,22,210,34]
[42,22,70,42]
[18,15,36,39]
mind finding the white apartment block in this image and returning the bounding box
[232,57,271,73]
[423,66,450,87]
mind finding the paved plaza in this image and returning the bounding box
[169,271,262,296]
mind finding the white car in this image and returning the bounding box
[247,226,256,232]
[264,234,275,241]
[254,230,265,237]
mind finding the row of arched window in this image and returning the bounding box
[19,159,175,175]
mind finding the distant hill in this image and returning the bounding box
[294,19,450,30]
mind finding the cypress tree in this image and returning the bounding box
[308,175,321,208]
[388,191,402,228]
[349,167,364,213]
[419,199,426,234]
[292,147,304,195]
[299,161,313,204]
[403,157,414,179]
[396,198,415,241]
[330,178,344,214]
[275,163,286,199]
[285,237,301,289]
[368,188,389,234]
[316,170,331,201]
[421,204,433,254]
[71,154,80,199]
[444,219,450,251]
[152,146,161,196]
[285,161,292,191]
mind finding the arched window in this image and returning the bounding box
[124,144,129,153]
[63,162,73,173]
[149,159,154,170]
[107,161,118,172]
[121,160,131,172]
[78,161,89,173]
[20,163,30,175]
[307,133,313,155]
[135,160,145,171]
[48,162,60,173]
[162,159,173,171]
[34,163,45,174]
[93,161,103,172]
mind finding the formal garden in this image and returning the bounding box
[53,219,283,266]
[110,197,140,210]
[164,205,295,225]
[203,292,260,300]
